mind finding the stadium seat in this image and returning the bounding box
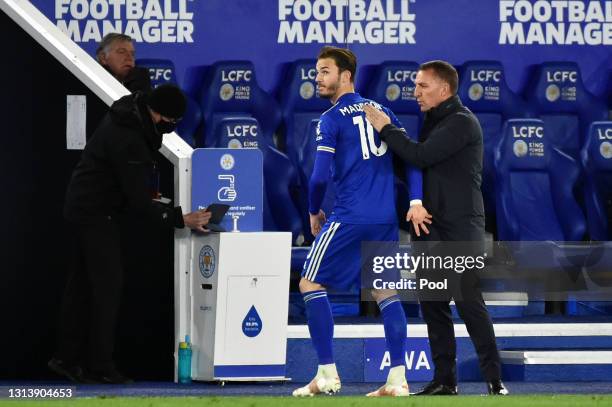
[604,68,612,118]
[136,58,202,147]
[581,121,612,241]
[566,240,612,316]
[197,61,281,148]
[136,58,178,87]
[206,116,303,242]
[524,62,608,160]
[495,119,586,241]
[495,119,588,317]
[196,62,296,240]
[566,121,612,315]
[458,61,531,230]
[262,145,304,244]
[210,117,261,149]
[363,61,421,141]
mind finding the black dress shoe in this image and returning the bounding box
[48,358,88,383]
[85,367,134,384]
[414,380,458,396]
[487,380,509,395]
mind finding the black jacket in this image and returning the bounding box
[379,95,484,241]
[110,66,152,94]
[64,92,183,228]
[86,67,152,139]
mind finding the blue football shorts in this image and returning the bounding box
[301,221,398,290]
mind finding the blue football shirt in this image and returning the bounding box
[311,92,421,224]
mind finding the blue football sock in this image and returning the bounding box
[303,290,334,365]
[378,295,407,368]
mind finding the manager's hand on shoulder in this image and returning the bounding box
[363,104,391,133]
[406,204,432,237]
[183,209,212,233]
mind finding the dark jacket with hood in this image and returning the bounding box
[64,92,184,228]
[379,95,484,241]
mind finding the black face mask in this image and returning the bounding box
[156,120,177,135]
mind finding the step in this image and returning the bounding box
[501,350,612,381]
[286,322,612,382]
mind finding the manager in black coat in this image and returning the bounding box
[50,85,211,384]
[364,61,507,396]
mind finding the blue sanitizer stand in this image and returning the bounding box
[189,149,291,381]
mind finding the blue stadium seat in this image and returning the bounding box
[262,145,303,243]
[196,62,295,239]
[495,119,586,241]
[198,61,281,148]
[570,118,612,315]
[136,58,202,146]
[363,61,421,140]
[581,122,612,241]
[136,58,178,87]
[278,59,330,166]
[604,68,612,117]
[207,116,302,242]
[210,117,261,149]
[524,62,608,160]
[458,61,531,228]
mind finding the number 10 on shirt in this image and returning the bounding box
[353,116,388,160]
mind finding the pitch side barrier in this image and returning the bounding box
[0,0,193,381]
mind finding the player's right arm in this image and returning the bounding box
[308,115,337,236]
[385,108,431,236]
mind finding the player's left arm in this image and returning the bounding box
[308,151,332,236]
[308,117,336,236]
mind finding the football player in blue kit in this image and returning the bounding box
[292,46,432,397]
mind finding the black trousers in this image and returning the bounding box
[416,225,501,386]
[55,218,123,371]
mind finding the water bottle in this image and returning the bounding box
[178,335,192,384]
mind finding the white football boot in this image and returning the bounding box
[292,364,341,397]
[366,365,410,397]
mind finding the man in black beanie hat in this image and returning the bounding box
[50,84,210,384]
